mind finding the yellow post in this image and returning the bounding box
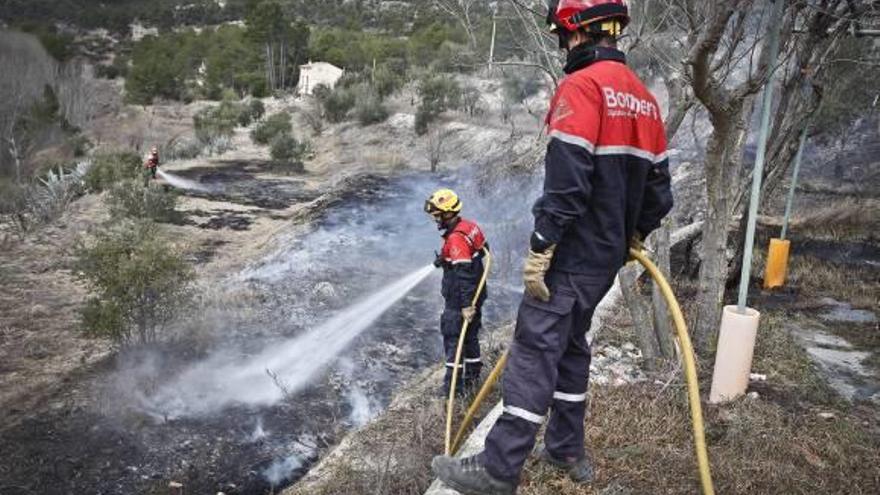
[763,238,791,289]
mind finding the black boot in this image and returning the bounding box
[538,448,594,483]
[432,455,516,495]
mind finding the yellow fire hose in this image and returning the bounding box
[444,248,715,495]
[444,247,492,455]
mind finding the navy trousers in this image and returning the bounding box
[441,307,483,391]
[479,270,615,482]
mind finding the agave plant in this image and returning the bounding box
[27,161,93,223]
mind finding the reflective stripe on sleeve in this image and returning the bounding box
[549,130,596,153]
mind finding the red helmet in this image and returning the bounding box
[548,0,629,34]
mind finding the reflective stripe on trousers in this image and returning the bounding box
[480,270,615,483]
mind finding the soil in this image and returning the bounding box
[0,82,534,494]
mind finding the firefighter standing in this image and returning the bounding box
[144,146,160,185]
[432,1,673,493]
[425,189,489,396]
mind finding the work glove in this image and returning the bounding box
[461,306,476,322]
[523,245,556,302]
[433,251,444,269]
[627,233,646,265]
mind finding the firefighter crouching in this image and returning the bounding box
[425,188,489,396]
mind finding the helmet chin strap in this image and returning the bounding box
[437,213,459,231]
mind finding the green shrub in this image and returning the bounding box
[415,107,434,136]
[270,133,308,172]
[106,179,180,223]
[502,68,543,104]
[251,111,293,145]
[354,85,389,126]
[242,99,266,125]
[194,101,240,151]
[83,151,142,192]
[74,220,193,345]
[163,139,202,161]
[320,86,356,123]
[372,63,405,99]
[415,74,461,135]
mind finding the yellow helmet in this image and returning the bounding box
[424,188,462,216]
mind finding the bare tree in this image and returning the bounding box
[434,0,483,51]
[0,32,57,181]
[661,0,865,348]
[427,128,450,173]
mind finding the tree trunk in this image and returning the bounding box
[651,219,675,359]
[266,43,275,92]
[620,265,660,370]
[694,100,754,350]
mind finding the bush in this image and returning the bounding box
[354,85,389,126]
[162,138,203,161]
[319,86,356,123]
[415,107,434,136]
[415,75,461,135]
[83,151,142,192]
[74,220,193,346]
[372,63,405,99]
[194,101,240,152]
[243,99,265,125]
[502,68,543,104]
[251,111,293,145]
[270,133,308,173]
[106,179,180,223]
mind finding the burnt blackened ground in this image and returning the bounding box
[0,169,531,494]
[171,161,321,210]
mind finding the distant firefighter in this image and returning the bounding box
[144,146,160,185]
[425,188,489,396]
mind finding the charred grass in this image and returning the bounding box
[518,310,878,495]
[290,304,879,494]
[287,333,508,495]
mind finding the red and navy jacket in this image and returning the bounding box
[440,218,488,309]
[534,47,673,275]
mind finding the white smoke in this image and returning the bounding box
[157,169,215,193]
[248,417,268,442]
[262,454,302,487]
[346,386,377,427]
[141,265,435,419]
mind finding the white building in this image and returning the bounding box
[297,61,345,96]
[130,22,159,42]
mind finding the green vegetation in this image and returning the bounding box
[269,133,309,173]
[240,99,266,126]
[74,219,193,346]
[193,100,244,151]
[251,111,292,145]
[354,85,390,126]
[317,85,356,123]
[82,151,142,192]
[415,75,461,135]
[106,179,180,224]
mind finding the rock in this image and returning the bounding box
[747,391,759,400]
[311,281,338,302]
[749,373,767,382]
[818,412,836,420]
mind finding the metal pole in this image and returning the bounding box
[780,127,808,240]
[488,17,497,71]
[737,0,784,313]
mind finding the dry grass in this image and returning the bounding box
[518,310,879,495]
[790,198,880,242]
[787,254,879,309]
